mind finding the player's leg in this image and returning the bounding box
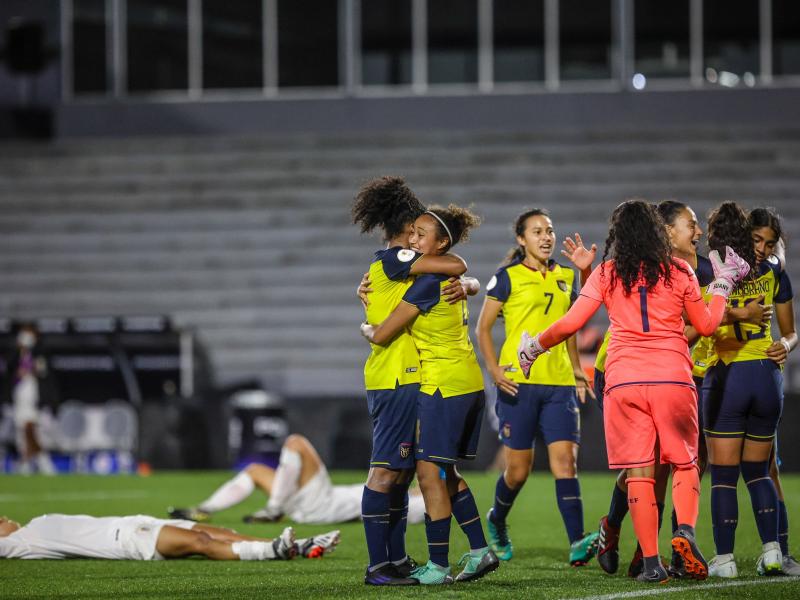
[194,523,340,558]
[168,464,267,522]
[770,439,799,574]
[741,437,782,575]
[155,524,295,561]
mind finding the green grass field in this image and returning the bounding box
[1,471,798,599]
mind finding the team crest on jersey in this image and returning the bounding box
[397,248,416,262]
[399,443,412,458]
[502,422,511,438]
[557,280,568,292]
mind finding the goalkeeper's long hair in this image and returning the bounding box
[352,176,425,241]
[601,199,685,295]
[707,201,757,277]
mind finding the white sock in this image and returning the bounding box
[265,449,302,514]
[231,541,276,561]
[199,471,255,513]
[36,453,56,475]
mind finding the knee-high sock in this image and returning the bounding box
[607,480,629,529]
[388,482,410,563]
[451,488,487,551]
[265,448,302,514]
[672,467,701,528]
[556,478,584,544]
[232,540,277,560]
[627,477,659,558]
[425,514,452,568]
[742,461,779,545]
[778,500,789,555]
[710,464,739,555]
[362,487,391,569]
[199,471,255,513]
[491,474,521,523]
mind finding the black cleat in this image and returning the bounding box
[597,516,621,574]
[167,506,210,522]
[364,564,419,586]
[393,556,419,578]
[671,527,708,580]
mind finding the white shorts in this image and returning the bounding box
[287,468,362,524]
[118,515,195,560]
[13,376,39,426]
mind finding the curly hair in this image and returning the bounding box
[707,201,757,274]
[425,203,481,250]
[656,200,688,226]
[351,176,425,241]
[601,199,677,294]
[504,208,550,265]
[748,206,783,242]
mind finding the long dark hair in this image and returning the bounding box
[748,206,783,242]
[656,200,688,227]
[601,199,678,294]
[707,201,757,275]
[425,204,481,251]
[351,176,425,241]
[504,208,550,265]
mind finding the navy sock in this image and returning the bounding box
[424,514,452,568]
[741,461,779,545]
[451,488,487,550]
[607,481,629,529]
[556,478,584,544]
[388,482,410,562]
[361,487,390,569]
[710,464,739,555]
[656,502,665,533]
[779,500,789,555]
[491,474,521,523]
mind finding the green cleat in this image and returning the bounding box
[455,548,500,582]
[486,509,513,561]
[410,560,454,585]
[570,531,600,566]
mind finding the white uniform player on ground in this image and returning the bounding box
[0,514,339,561]
[169,434,425,525]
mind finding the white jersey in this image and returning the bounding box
[0,514,194,560]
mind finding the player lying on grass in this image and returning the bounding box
[169,433,425,526]
[0,514,338,561]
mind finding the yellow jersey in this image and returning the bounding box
[363,247,424,390]
[403,274,484,397]
[595,330,610,372]
[487,259,578,386]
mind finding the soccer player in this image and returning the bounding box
[703,203,797,578]
[0,514,339,561]
[361,205,499,585]
[518,200,750,583]
[352,177,468,586]
[474,208,599,566]
[169,434,425,527]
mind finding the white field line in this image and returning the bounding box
[0,490,150,502]
[562,575,800,600]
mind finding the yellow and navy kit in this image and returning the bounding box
[402,273,484,398]
[703,259,794,365]
[595,330,610,373]
[363,246,424,390]
[691,255,717,377]
[487,259,578,386]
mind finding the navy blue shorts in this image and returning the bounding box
[702,360,783,441]
[594,370,606,412]
[367,383,419,469]
[693,375,705,433]
[416,389,485,464]
[496,384,580,449]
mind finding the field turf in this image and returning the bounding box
[1,471,798,599]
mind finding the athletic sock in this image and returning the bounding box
[388,482,410,562]
[198,471,255,513]
[741,461,779,545]
[627,477,659,558]
[556,478,584,544]
[362,487,391,570]
[671,467,701,528]
[265,448,302,514]
[710,464,739,555]
[425,514,452,568]
[491,474,521,523]
[778,500,789,555]
[232,540,276,560]
[607,480,629,529]
[451,488,487,551]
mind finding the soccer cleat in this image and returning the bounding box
[167,506,211,523]
[455,549,500,582]
[410,560,454,585]
[667,551,687,579]
[756,541,783,576]
[708,554,738,578]
[781,554,800,576]
[517,331,546,379]
[636,563,670,584]
[296,530,340,558]
[272,526,297,560]
[671,527,708,580]
[486,509,513,561]
[596,516,620,574]
[569,531,600,566]
[627,545,644,578]
[393,556,419,578]
[242,507,283,523]
[364,563,419,586]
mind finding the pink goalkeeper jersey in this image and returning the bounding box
[580,259,704,393]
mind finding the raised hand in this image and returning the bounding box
[707,246,751,298]
[561,233,597,272]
